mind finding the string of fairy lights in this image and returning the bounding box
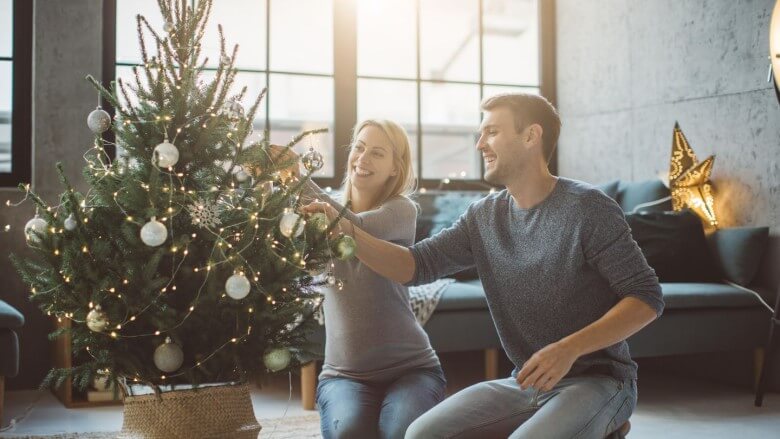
[5,7,355,389]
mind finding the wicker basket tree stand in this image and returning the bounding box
[119,383,261,438]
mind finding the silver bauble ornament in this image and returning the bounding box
[263,347,292,372]
[64,213,78,232]
[87,107,112,134]
[225,273,251,300]
[279,210,304,238]
[334,234,357,260]
[153,141,180,168]
[86,306,109,333]
[163,22,174,33]
[220,54,231,65]
[154,337,184,373]
[140,217,167,247]
[24,215,48,244]
[326,274,336,285]
[302,147,324,173]
[224,100,245,122]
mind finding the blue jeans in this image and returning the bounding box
[405,374,636,439]
[317,366,447,439]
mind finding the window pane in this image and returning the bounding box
[483,0,539,85]
[421,82,480,179]
[357,78,418,174]
[420,0,479,82]
[357,0,416,79]
[0,61,10,173]
[202,0,266,69]
[0,0,11,58]
[269,74,334,177]
[483,85,539,99]
[270,0,333,74]
[229,71,268,144]
[116,0,165,65]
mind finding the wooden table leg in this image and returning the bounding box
[485,348,499,381]
[301,362,317,411]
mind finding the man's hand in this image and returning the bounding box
[516,341,580,392]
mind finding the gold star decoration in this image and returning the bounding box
[668,122,718,227]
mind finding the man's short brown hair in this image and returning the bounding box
[480,93,561,164]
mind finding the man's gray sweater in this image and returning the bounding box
[409,177,664,380]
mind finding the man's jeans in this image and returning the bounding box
[317,366,447,439]
[405,374,636,439]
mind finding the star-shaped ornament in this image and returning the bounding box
[668,122,717,227]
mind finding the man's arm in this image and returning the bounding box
[352,225,416,284]
[517,296,657,391]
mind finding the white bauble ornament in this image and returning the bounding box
[326,274,336,286]
[163,21,174,33]
[64,213,78,232]
[263,347,292,372]
[153,141,180,168]
[86,306,109,333]
[235,167,249,183]
[92,375,114,391]
[140,217,167,247]
[225,273,251,300]
[154,337,184,373]
[279,210,304,238]
[24,215,48,244]
[87,107,112,134]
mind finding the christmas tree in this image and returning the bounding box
[10,0,349,394]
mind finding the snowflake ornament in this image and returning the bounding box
[187,200,222,229]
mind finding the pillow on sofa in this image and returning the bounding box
[595,180,620,201]
[618,180,672,213]
[625,210,721,282]
[707,227,769,286]
[413,191,485,280]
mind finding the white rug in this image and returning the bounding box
[0,414,322,438]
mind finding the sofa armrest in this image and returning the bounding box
[0,300,24,329]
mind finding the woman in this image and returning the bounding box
[287,120,446,439]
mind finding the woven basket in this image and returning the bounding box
[119,383,262,438]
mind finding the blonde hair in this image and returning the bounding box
[341,119,417,209]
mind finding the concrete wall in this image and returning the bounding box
[556,0,780,388]
[1,0,103,390]
[557,0,780,233]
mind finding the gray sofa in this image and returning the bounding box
[0,299,24,424]
[299,180,777,410]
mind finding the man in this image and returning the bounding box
[303,93,663,438]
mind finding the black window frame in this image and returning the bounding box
[105,0,556,190]
[0,0,33,187]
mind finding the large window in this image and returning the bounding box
[113,0,552,188]
[0,0,32,186]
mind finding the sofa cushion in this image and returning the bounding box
[435,279,488,311]
[708,227,769,286]
[626,210,721,282]
[660,282,776,310]
[414,191,486,280]
[595,180,620,201]
[618,180,671,212]
[0,299,25,329]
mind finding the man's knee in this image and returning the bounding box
[404,412,443,439]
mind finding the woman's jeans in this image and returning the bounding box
[317,365,447,439]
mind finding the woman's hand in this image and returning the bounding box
[300,201,339,221]
[268,144,301,179]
